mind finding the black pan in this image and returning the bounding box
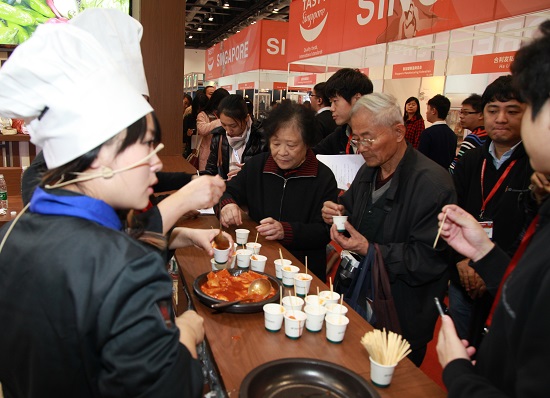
[240,357,380,398]
[193,268,281,314]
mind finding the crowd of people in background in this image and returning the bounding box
[1,9,549,396]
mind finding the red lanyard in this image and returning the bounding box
[479,159,517,219]
[485,215,539,327]
[345,132,353,154]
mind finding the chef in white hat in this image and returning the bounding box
[0,23,206,397]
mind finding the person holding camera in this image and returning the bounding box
[322,93,456,367]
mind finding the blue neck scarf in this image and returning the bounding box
[30,187,122,231]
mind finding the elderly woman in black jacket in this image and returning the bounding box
[203,94,267,180]
[219,101,339,280]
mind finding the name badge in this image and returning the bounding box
[479,221,494,239]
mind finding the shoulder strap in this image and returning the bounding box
[217,135,223,168]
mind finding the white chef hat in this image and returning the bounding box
[70,8,149,97]
[0,23,152,169]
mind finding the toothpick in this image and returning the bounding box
[279,248,284,264]
[433,211,448,249]
[305,256,308,275]
[255,232,259,244]
[329,277,333,295]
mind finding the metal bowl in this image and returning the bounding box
[193,268,281,313]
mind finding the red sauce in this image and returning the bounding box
[200,270,275,302]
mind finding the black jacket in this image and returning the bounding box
[418,123,457,169]
[203,120,267,179]
[313,124,355,155]
[339,145,456,350]
[0,190,202,398]
[313,109,337,144]
[443,199,550,397]
[220,150,338,279]
[453,139,533,258]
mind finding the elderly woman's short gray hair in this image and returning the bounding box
[350,93,404,129]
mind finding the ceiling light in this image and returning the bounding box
[208,15,214,21]
[223,1,229,8]
[251,20,256,24]
[273,8,279,12]
[197,27,203,31]
[188,35,193,39]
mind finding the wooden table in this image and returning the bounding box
[0,195,23,227]
[175,215,445,398]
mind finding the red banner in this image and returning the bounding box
[205,20,288,80]
[273,82,288,90]
[288,0,549,62]
[392,60,435,79]
[294,74,317,85]
[221,85,233,91]
[471,51,516,74]
[238,82,255,90]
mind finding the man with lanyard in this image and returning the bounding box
[313,68,373,155]
[449,75,534,346]
[449,93,487,174]
[322,93,456,366]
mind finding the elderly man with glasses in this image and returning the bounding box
[322,93,456,367]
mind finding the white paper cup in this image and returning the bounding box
[293,273,313,297]
[304,295,326,307]
[211,257,231,271]
[236,249,252,268]
[283,310,307,339]
[325,303,348,316]
[235,228,250,244]
[245,242,262,254]
[325,314,349,344]
[213,246,230,264]
[332,215,348,232]
[274,259,292,280]
[282,296,304,312]
[263,303,285,332]
[250,254,267,272]
[319,291,340,306]
[304,304,327,333]
[282,265,300,287]
[369,357,396,388]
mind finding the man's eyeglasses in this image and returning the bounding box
[350,137,377,147]
[459,110,480,116]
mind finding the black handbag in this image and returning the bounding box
[337,244,402,334]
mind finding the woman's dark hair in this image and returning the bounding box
[511,20,550,120]
[202,88,230,115]
[403,96,422,122]
[218,94,249,129]
[191,90,208,119]
[263,100,316,147]
[42,113,161,187]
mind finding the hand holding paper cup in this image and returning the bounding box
[332,215,348,232]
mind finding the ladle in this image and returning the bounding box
[213,201,230,249]
[211,278,272,309]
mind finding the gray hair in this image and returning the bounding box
[350,93,403,128]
